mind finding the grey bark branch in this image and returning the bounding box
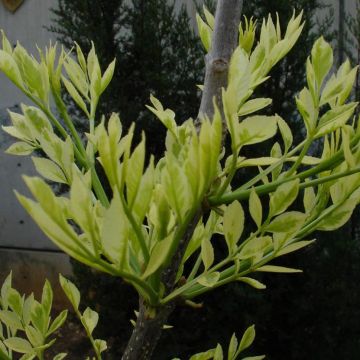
[196,0,243,130]
[122,1,243,359]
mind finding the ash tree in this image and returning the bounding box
[1,1,360,360]
[48,0,204,155]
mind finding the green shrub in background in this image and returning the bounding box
[1,1,360,359]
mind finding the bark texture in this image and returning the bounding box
[121,1,243,359]
[197,0,243,126]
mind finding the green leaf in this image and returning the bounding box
[228,333,238,359]
[59,275,80,310]
[237,115,278,147]
[162,154,191,220]
[203,6,215,29]
[142,235,173,279]
[315,103,356,137]
[81,307,99,335]
[32,157,67,184]
[196,14,212,51]
[5,141,34,155]
[146,95,177,134]
[241,356,265,360]
[30,300,47,334]
[7,288,23,316]
[201,237,214,271]
[22,294,34,326]
[101,191,129,268]
[256,265,302,273]
[238,98,272,116]
[269,179,300,216]
[296,88,317,134]
[266,211,306,233]
[238,236,272,260]
[277,240,315,257]
[238,277,266,290]
[126,138,145,208]
[214,343,223,360]
[41,280,53,317]
[277,115,293,152]
[0,310,23,331]
[133,160,155,223]
[4,337,33,354]
[62,76,89,117]
[25,325,43,347]
[249,188,262,228]
[47,310,68,336]
[100,59,116,93]
[239,325,256,353]
[189,349,215,360]
[223,201,244,254]
[16,192,90,265]
[1,31,13,54]
[303,186,316,213]
[311,37,333,90]
[227,47,251,112]
[0,340,10,360]
[94,339,107,353]
[0,49,24,88]
[53,354,67,360]
[317,198,357,231]
[63,56,88,99]
[197,272,220,288]
[342,126,356,168]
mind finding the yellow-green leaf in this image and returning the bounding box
[142,235,173,279]
[5,141,34,155]
[59,275,80,310]
[266,211,306,233]
[277,240,315,257]
[249,188,262,228]
[269,179,300,216]
[239,325,256,352]
[256,265,302,273]
[32,157,67,184]
[223,200,244,254]
[238,98,272,116]
[201,237,214,270]
[197,272,220,288]
[4,337,32,354]
[0,49,24,88]
[238,277,266,290]
[238,115,278,146]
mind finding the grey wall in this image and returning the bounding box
[0,0,57,250]
[0,0,57,108]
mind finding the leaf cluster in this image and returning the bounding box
[1,7,360,359]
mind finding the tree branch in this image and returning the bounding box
[196,0,243,129]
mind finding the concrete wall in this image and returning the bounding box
[0,0,57,109]
[0,0,57,251]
